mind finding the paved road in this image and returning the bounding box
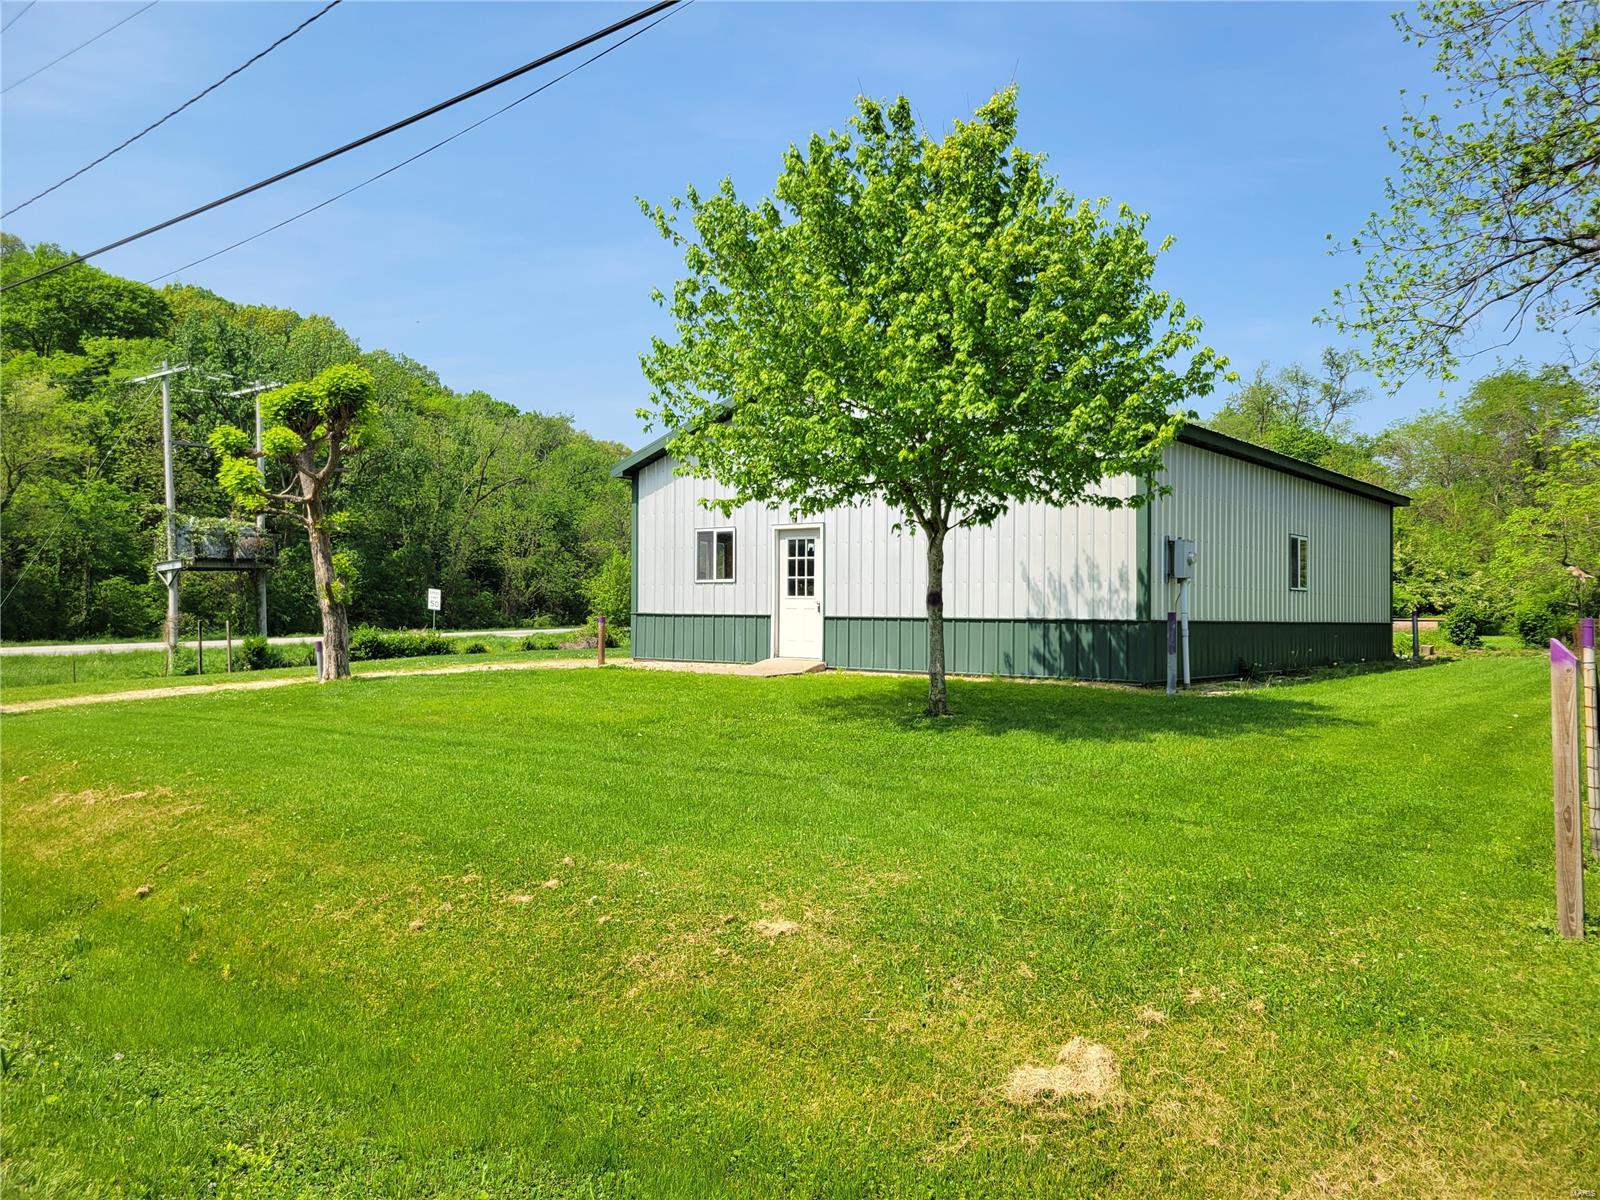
[0,628,578,657]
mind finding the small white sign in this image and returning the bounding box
[426,588,441,612]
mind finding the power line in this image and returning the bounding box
[1,1,159,95]
[1,1,37,35]
[148,1,690,285]
[4,0,344,218]
[0,0,679,293]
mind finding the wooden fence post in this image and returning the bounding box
[226,619,233,673]
[1581,618,1598,858]
[596,615,606,666]
[196,622,204,676]
[1550,639,1585,939]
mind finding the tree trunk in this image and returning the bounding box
[925,524,949,716]
[305,513,351,681]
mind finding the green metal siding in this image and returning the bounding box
[1181,621,1393,679]
[631,612,1392,680]
[632,613,770,663]
[823,617,1391,683]
[825,617,1157,682]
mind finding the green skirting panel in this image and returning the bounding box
[823,617,1393,683]
[632,613,770,664]
[825,617,1157,682]
[1181,621,1393,680]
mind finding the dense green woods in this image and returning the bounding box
[1210,351,1599,630]
[0,234,630,641]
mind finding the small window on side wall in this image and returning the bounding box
[696,529,735,582]
[1289,534,1309,591]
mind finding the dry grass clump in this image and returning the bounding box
[750,917,800,939]
[1003,1037,1122,1109]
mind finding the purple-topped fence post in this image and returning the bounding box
[1550,639,1584,938]
[1581,618,1598,857]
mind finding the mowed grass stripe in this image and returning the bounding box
[1,657,1593,1197]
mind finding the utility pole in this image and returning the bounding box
[222,379,280,638]
[125,361,189,674]
[137,366,277,671]
[255,392,269,636]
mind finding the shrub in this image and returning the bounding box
[238,635,277,671]
[584,552,631,630]
[237,636,315,670]
[1441,604,1486,649]
[518,633,560,651]
[348,625,389,661]
[349,626,451,661]
[1512,603,1565,648]
[462,642,488,655]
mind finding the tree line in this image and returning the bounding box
[1208,348,1599,631]
[1,233,630,642]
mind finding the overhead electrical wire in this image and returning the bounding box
[146,1,691,284]
[4,0,344,218]
[1,1,37,35]
[0,0,679,293]
[1,1,159,95]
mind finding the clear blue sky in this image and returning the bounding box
[0,1,1568,448]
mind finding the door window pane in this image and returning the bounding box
[786,536,815,597]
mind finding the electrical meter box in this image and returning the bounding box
[1165,536,1196,581]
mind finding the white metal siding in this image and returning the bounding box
[1146,441,1390,623]
[635,455,1140,621]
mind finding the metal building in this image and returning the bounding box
[611,425,1408,682]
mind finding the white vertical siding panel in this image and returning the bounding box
[1149,442,1389,624]
[638,446,1383,625]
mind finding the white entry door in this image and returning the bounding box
[776,529,823,658]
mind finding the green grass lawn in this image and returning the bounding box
[2,658,1594,1197]
[0,633,625,705]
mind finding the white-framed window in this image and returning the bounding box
[1289,534,1309,591]
[696,528,735,583]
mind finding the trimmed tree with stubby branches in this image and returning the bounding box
[640,88,1226,715]
[209,363,377,680]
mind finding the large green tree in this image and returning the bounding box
[641,89,1225,714]
[1380,364,1599,616]
[1330,0,1600,385]
[1207,347,1380,477]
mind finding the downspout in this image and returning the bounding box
[1179,574,1192,689]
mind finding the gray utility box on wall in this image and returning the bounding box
[1165,536,1196,581]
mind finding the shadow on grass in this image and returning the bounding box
[1203,655,1454,691]
[814,673,1359,745]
